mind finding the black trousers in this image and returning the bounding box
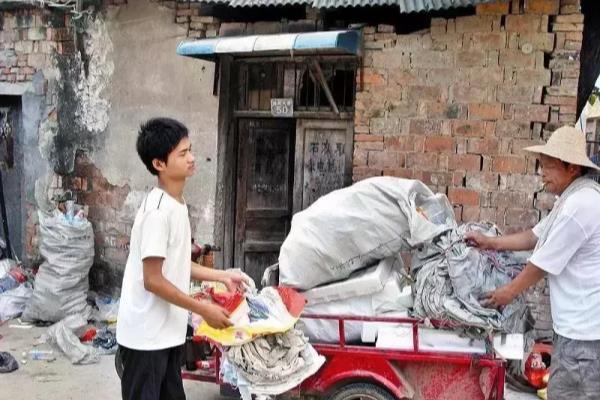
[119,344,186,400]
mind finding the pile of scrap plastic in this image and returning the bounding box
[411,222,531,334]
[193,279,325,400]
[278,176,531,347]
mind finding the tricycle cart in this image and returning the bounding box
[183,313,506,400]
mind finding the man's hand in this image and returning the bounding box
[480,285,517,309]
[464,231,496,250]
[198,302,233,329]
[221,270,250,293]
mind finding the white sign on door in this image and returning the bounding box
[270,98,294,117]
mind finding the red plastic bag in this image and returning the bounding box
[276,287,306,317]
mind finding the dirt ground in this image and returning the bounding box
[0,321,220,400]
[0,321,538,400]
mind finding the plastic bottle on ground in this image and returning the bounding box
[29,349,56,361]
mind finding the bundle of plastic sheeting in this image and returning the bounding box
[0,282,33,321]
[22,210,94,322]
[221,329,325,400]
[412,222,531,334]
[299,264,412,343]
[43,314,100,364]
[279,177,455,290]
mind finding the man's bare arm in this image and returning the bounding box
[143,257,231,328]
[465,229,538,252]
[481,262,546,308]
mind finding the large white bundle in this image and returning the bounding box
[279,177,454,289]
[298,271,412,343]
[22,211,94,322]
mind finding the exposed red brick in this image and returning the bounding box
[382,168,412,178]
[355,134,384,142]
[476,1,510,14]
[492,155,527,173]
[448,154,482,171]
[355,141,384,151]
[448,188,480,206]
[467,138,500,154]
[505,15,543,33]
[524,0,560,15]
[384,136,414,152]
[468,103,503,120]
[406,152,438,170]
[452,120,488,137]
[491,191,533,208]
[424,136,454,152]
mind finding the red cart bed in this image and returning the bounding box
[183,313,506,400]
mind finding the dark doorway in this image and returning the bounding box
[0,96,23,261]
[234,118,295,286]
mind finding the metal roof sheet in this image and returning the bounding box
[186,0,500,10]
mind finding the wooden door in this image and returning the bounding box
[293,119,354,213]
[235,118,295,286]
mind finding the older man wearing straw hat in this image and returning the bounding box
[466,125,600,399]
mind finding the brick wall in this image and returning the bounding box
[354,0,582,339]
[48,152,131,291]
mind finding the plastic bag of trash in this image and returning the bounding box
[0,258,16,280]
[92,294,119,323]
[44,314,100,364]
[22,210,94,322]
[0,352,18,373]
[279,177,455,290]
[0,282,33,321]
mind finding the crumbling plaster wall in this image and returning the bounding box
[0,0,218,294]
[62,0,219,292]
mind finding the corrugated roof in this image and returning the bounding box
[191,0,499,10]
[314,0,496,11]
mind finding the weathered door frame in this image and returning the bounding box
[213,56,356,270]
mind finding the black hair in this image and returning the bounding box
[136,118,189,176]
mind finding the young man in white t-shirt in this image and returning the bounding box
[116,118,247,400]
[466,126,600,399]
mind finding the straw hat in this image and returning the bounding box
[523,126,600,171]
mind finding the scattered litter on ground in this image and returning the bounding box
[43,314,100,365]
[92,294,119,323]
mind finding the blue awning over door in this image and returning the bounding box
[177,30,362,61]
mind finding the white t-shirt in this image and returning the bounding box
[116,188,192,350]
[530,187,600,340]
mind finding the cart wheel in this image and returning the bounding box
[115,346,124,379]
[328,383,396,400]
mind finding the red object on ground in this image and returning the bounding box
[80,328,97,342]
[525,342,553,389]
[276,287,306,317]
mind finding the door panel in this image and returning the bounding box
[235,119,294,287]
[293,119,354,213]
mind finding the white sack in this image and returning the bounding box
[279,177,454,289]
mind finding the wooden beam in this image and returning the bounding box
[311,59,340,115]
